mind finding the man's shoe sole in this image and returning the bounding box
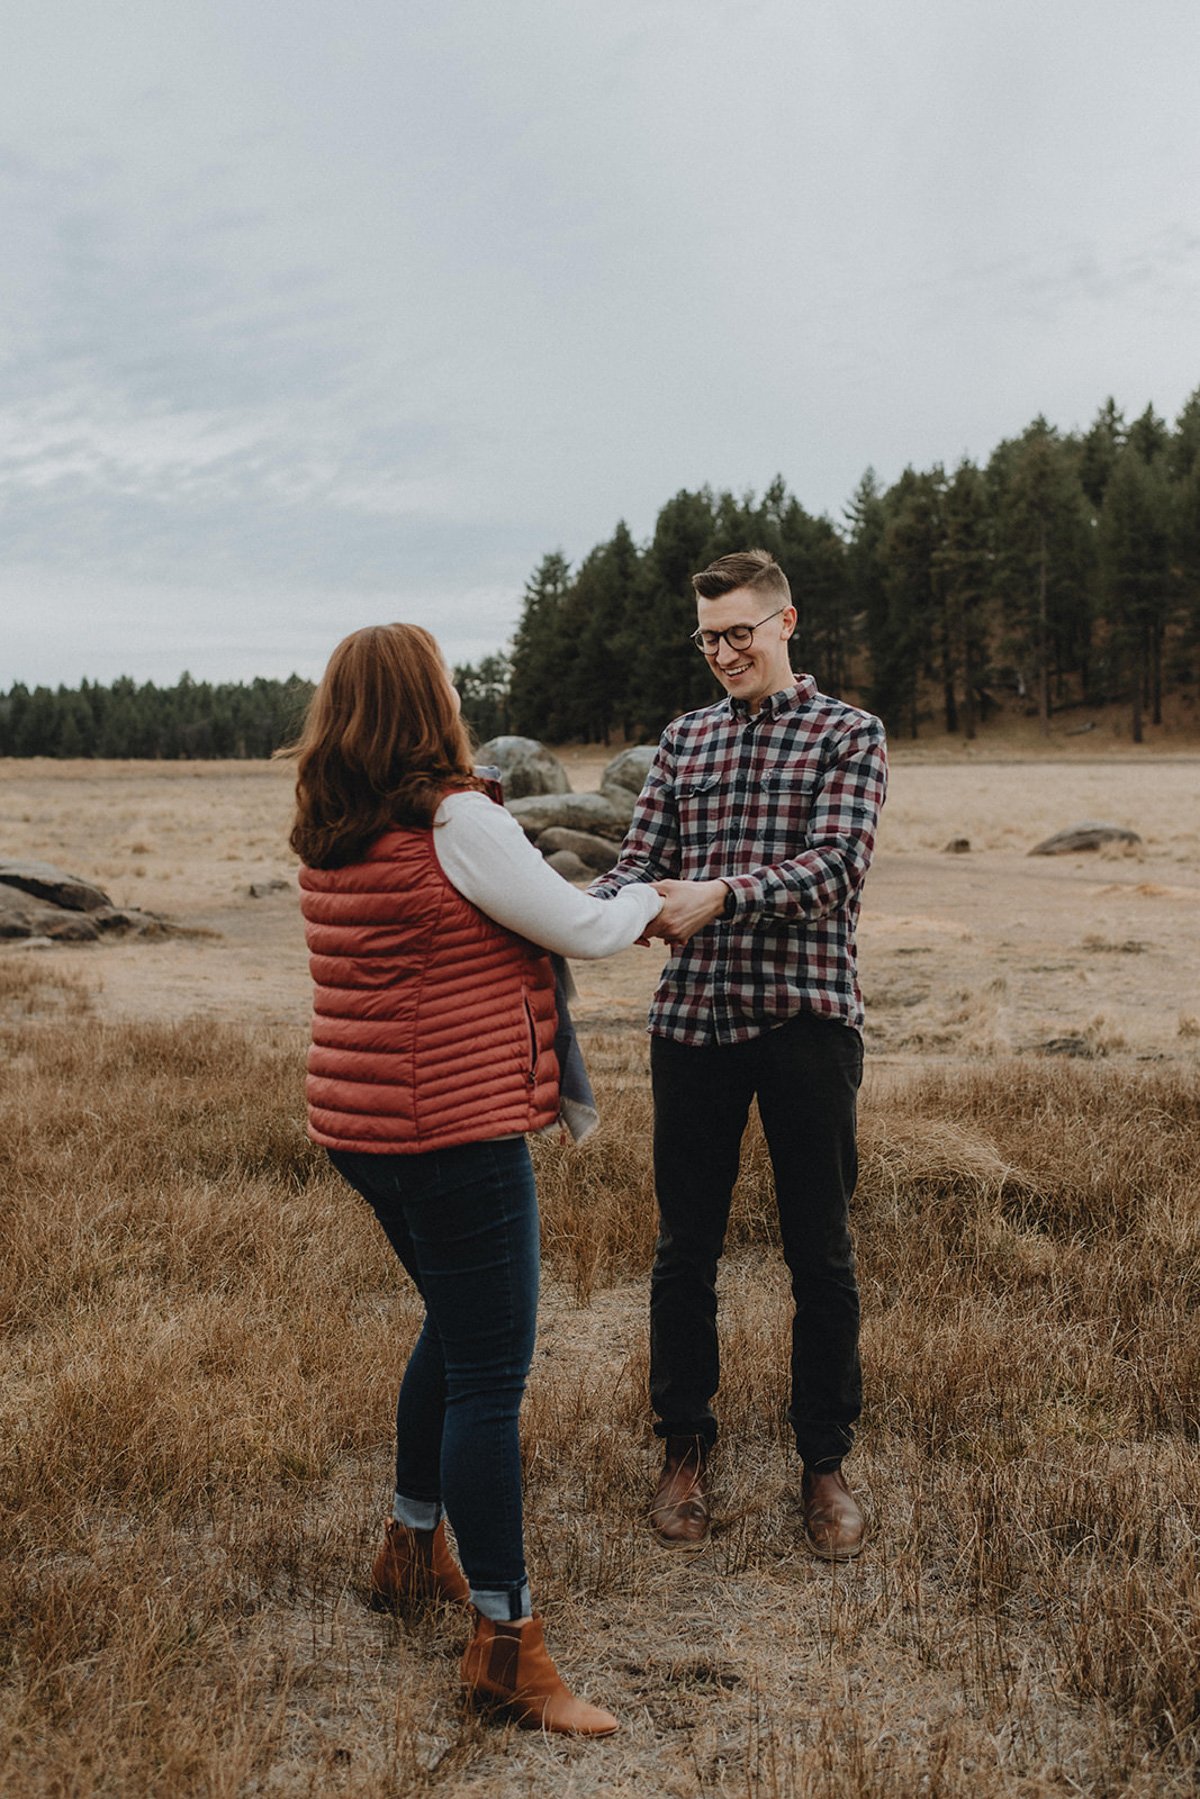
[649,1517,711,1551]
[803,1529,864,1563]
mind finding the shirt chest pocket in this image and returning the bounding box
[677,773,726,846]
[759,762,822,845]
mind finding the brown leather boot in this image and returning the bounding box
[369,1517,470,1610]
[649,1435,710,1548]
[801,1468,865,1562]
[461,1612,619,1736]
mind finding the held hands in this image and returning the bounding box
[639,878,730,946]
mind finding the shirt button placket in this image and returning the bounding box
[717,714,764,1045]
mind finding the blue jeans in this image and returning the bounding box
[327,1137,539,1620]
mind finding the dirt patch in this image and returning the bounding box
[2,754,1197,1064]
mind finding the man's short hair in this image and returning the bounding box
[691,549,791,608]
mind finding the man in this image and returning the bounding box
[590,549,887,1560]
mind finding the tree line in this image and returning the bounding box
[0,673,314,760]
[460,390,1200,745]
[4,390,1198,757]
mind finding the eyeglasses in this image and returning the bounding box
[690,608,785,656]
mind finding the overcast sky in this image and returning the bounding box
[3,0,1199,688]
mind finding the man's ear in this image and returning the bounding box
[781,606,798,639]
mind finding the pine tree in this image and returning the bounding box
[1161,391,1200,688]
[1100,449,1172,740]
[845,469,889,701]
[630,489,719,731]
[559,522,641,742]
[508,552,573,738]
[936,461,992,740]
[454,654,512,742]
[1077,398,1126,509]
[15,686,59,755]
[875,468,943,736]
[993,423,1094,730]
[1126,403,1169,466]
[772,493,852,695]
[1168,386,1200,482]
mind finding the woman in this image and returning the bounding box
[287,623,661,1738]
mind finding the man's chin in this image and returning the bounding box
[716,675,760,703]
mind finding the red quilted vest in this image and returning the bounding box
[299,826,560,1154]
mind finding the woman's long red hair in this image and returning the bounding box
[283,623,483,868]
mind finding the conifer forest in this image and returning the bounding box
[5,391,1199,755]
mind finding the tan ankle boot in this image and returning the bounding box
[461,1612,619,1736]
[369,1517,469,1610]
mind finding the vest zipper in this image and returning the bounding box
[523,997,538,1087]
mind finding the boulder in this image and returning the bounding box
[1029,823,1142,856]
[600,745,656,812]
[0,878,168,943]
[0,859,112,912]
[943,837,971,854]
[535,828,618,874]
[599,787,637,827]
[477,736,571,799]
[506,792,628,841]
[0,885,100,941]
[545,850,591,882]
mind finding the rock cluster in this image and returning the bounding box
[0,860,169,943]
[495,743,657,881]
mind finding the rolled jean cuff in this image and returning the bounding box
[653,1418,718,1452]
[804,1455,845,1474]
[470,1581,532,1623]
[392,1490,443,1532]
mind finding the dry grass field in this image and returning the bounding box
[1,747,1198,1796]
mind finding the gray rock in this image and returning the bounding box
[0,859,112,912]
[0,885,100,940]
[599,787,637,827]
[477,736,571,799]
[943,837,971,854]
[506,792,628,840]
[600,745,656,810]
[535,827,618,874]
[0,880,168,943]
[248,877,291,898]
[545,849,591,882]
[1029,823,1142,856]
[92,907,168,939]
[42,909,103,942]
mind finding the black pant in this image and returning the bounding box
[649,1011,863,1469]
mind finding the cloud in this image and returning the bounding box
[2,0,1199,685]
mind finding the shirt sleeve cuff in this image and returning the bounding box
[722,874,761,919]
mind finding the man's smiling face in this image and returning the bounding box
[696,585,797,711]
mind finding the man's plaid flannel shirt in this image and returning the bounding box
[589,674,888,1045]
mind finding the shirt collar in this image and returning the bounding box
[727,673,817,723]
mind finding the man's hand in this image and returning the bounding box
[645,878,729,945]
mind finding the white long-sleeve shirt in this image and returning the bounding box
[433,789,660,956]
